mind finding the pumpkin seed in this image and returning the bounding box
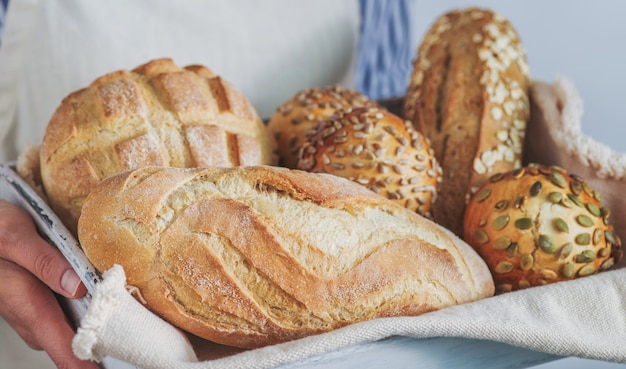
[575,233,591,245]
[600,258,615,271]
[568,194,584,208]
[550,171,567,188]
[562,262,576,278]
[514,195,526,209]
[598,247,611,258]
[493,236,512,250]
[575,250,596,263]
[549,164,566,174]
[489,173,504,182]
[540,269,558,279]
[559,243,573,259]
[478,218,487,227]
[504,242,517,258]
[553,218,569,233]
[600,207,610,217]
[605,230,616,244]
[474,229,489,244]
[593,190,602,202]
[576,215,594,227]
[586,202,601,217]
[476,188,492,202]
[538,164,551,175]
[493,215,510,230]
[593,229,603,245]
[515,217,533,230]
[520,254,534,270]
[537,235,557,254]
[511,168,525,179]
[518,279,531,289]
[560,197,574,208]
[529,181,542,196]
[570,181,583,195]
[495,261,514,273]
[578,264,596,277]
[494,200,509,212]
[548,192,563,204]
[582,183,594,197]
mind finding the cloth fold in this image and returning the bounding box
[72,79,626,368]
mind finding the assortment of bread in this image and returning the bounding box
[77,165,494,348]
[39,58,276,233]
[17,6,622,350]
[464,163,622,293]
[403,7,531,237]
[297,107,442,217]
[267,85,379,168]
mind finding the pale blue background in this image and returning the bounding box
[408,0,626,155]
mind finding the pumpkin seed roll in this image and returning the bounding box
[464,163,622,293]
[297,107,442,218]
[267,85,380,169]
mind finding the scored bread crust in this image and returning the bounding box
[403,8,530,236]
[40,58,276,233]
[77,165,494,348]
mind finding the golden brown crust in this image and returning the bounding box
[40,58,276,233]
[297,107,442,217]
[464,163,622,293]
[267,85,379,168]
[403,8,530,236]
[78,165,494,348]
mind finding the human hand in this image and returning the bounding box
[0,200,100,369]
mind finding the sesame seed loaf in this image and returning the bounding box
[404,8,531,236]
[77,165,494,348]
[267,85,379,168]
[297,107,442,217]
[39,58,276,233]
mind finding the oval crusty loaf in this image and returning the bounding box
[403,8,531,236]
[464,163,622,293]
[77,165,494,348]
[297,107,442,217]
[267,84,379,168]
[40,58,276,233]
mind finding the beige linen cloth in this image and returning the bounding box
[71,79,626,367]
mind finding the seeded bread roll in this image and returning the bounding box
[297,107,442,217]
[78,165,494,348]
[40,58,276,233]
[267,85,379,168]
[464,163,622,294]
[403,7,531,236]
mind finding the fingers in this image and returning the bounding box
[0,201,87,299]
[0,259,100,369]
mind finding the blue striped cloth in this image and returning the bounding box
[0,0,7,47]
[355,0,413,100]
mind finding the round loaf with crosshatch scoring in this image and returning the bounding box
[403,7,531,236]
[39,58,276,233]
[77,165,494,348]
